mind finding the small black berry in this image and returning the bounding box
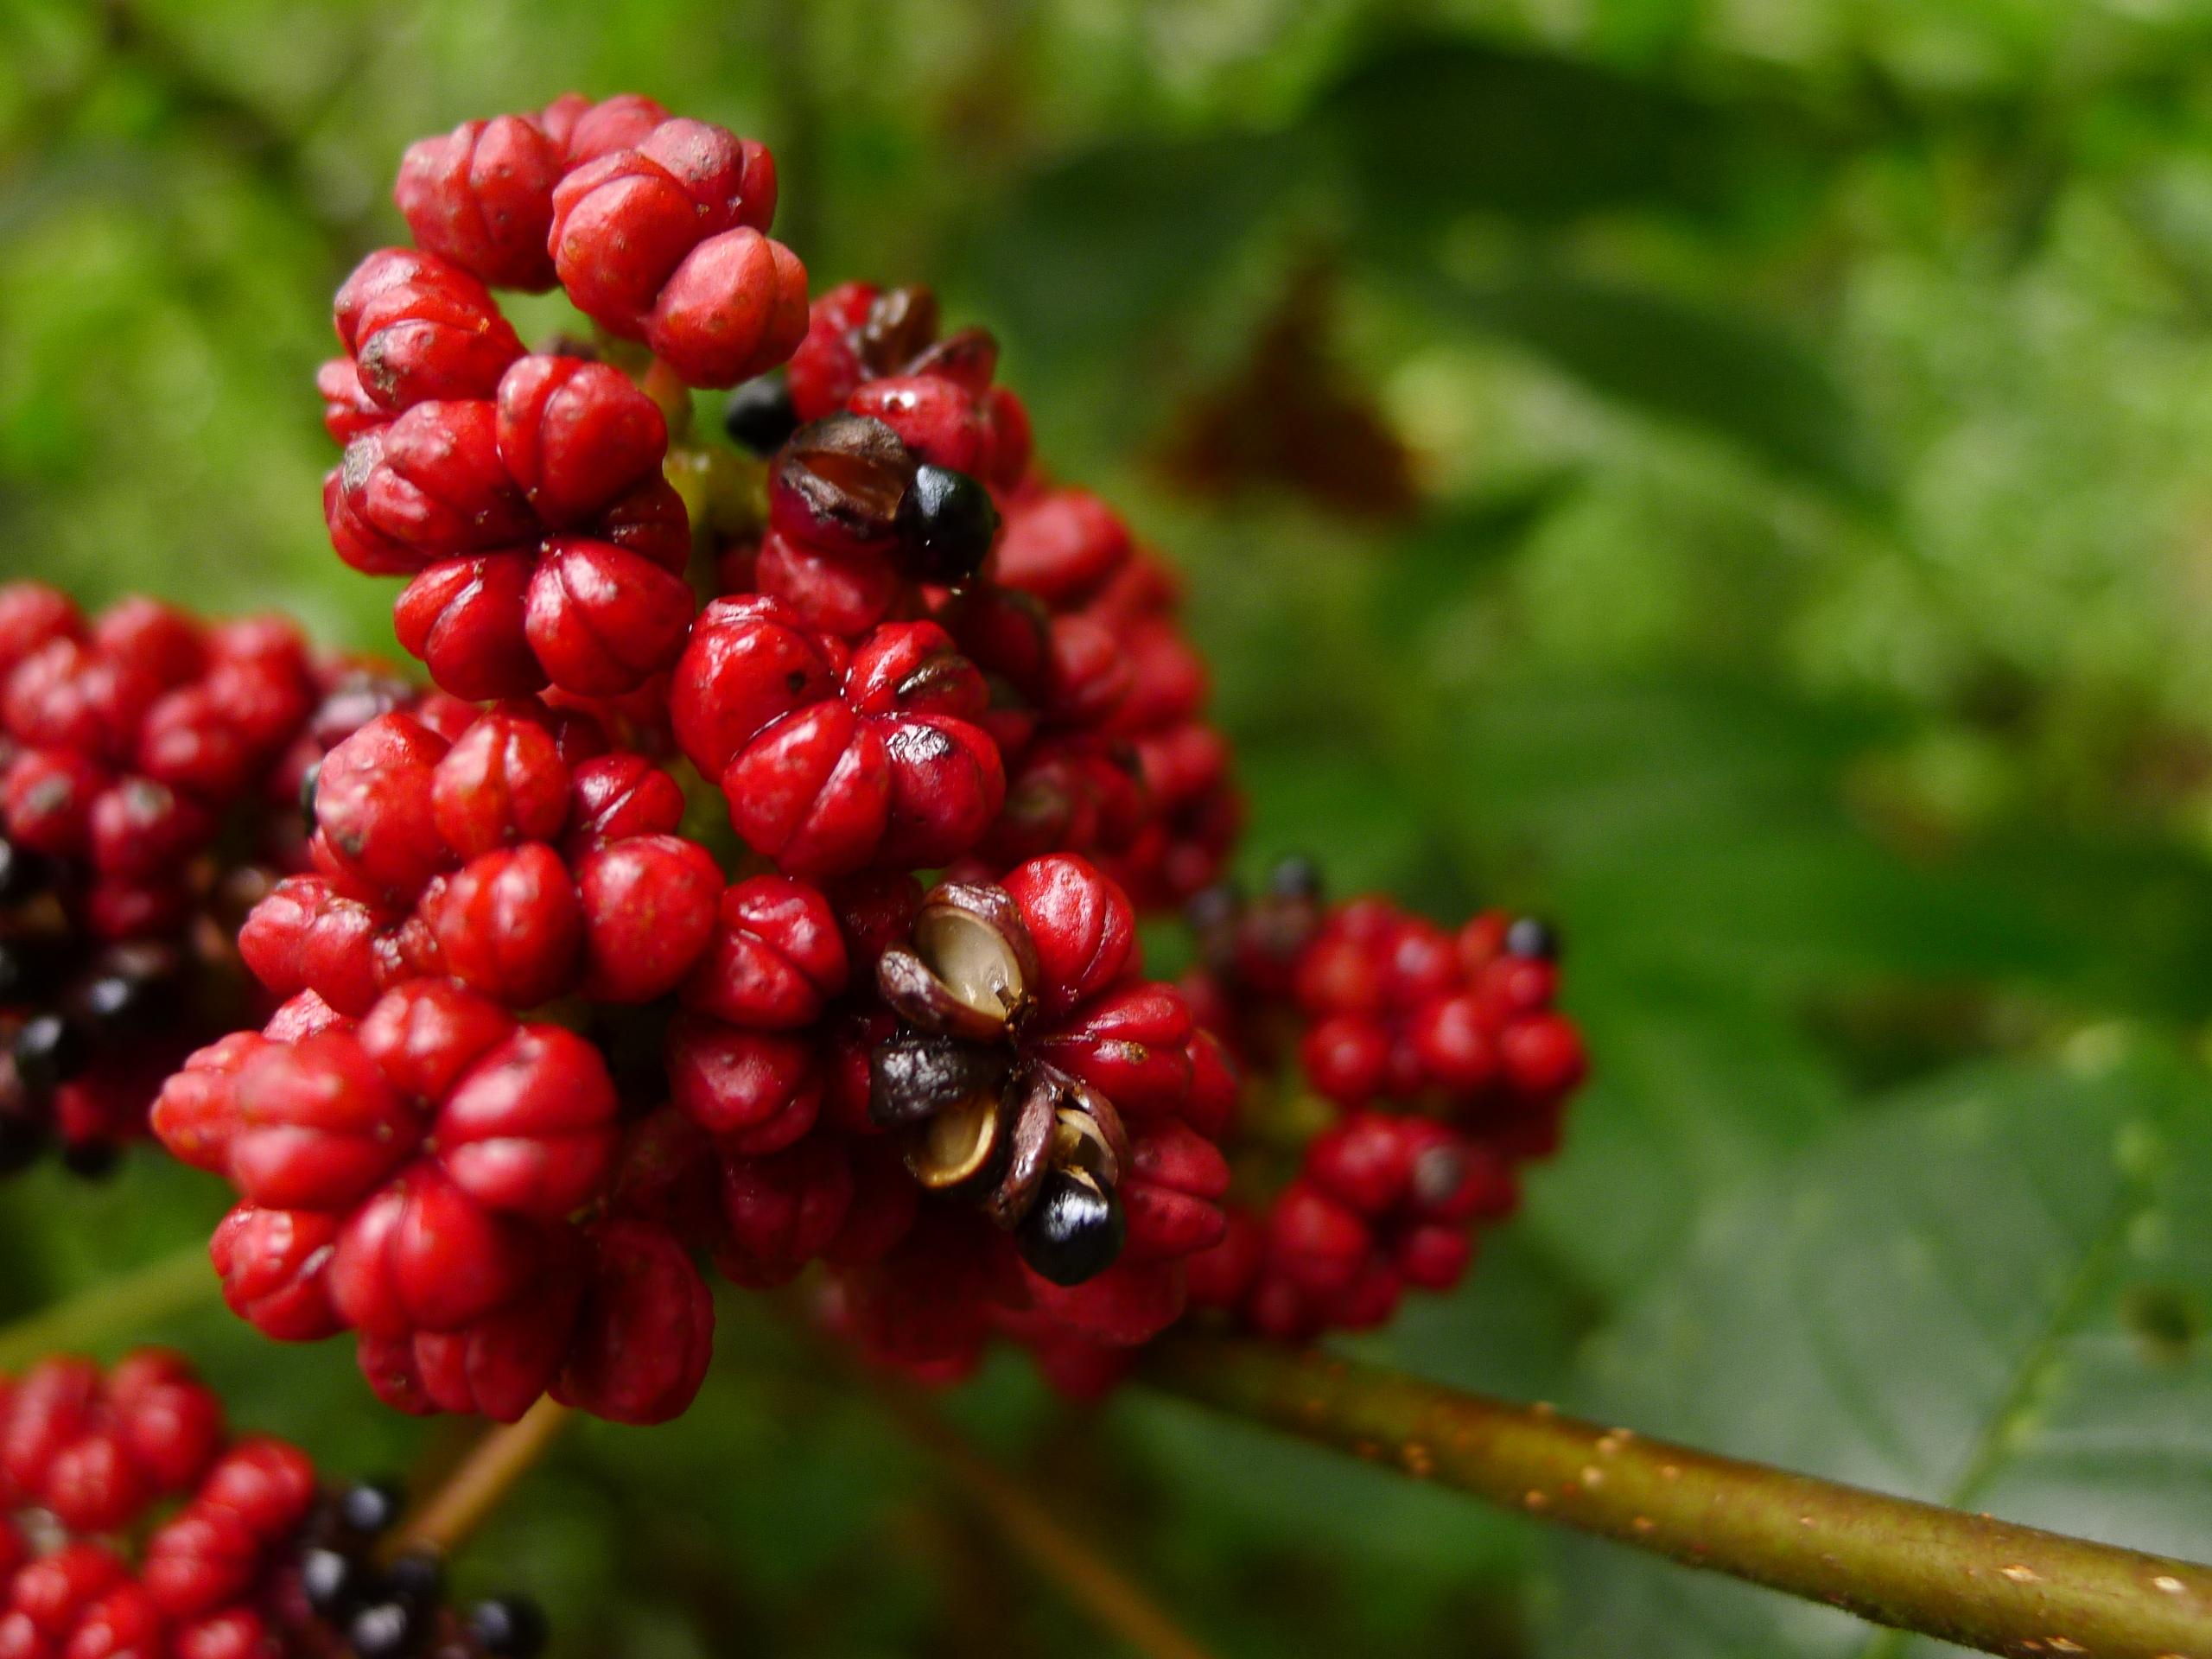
[1268,855,1323,902]
[467,1598,548,1659]
[299,760,322,839]
[1019,1169,1125,1287]
[348,1599,426,1659]
[338,1478,406,1539]
[1505,917,1559,960]
[59,1139,119,1180]
[383,1547,445,1611]
[11,1014,89,1096]
[721,372,798,455]
[300,1546,363,1618]
[894,464,999,584]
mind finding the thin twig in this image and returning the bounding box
[393,1396,572,1556]
[0,1243,217,1372]
[865,1378,1223,1659]
[1143,1334,2212,1659]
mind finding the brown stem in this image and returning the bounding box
[866,1379,1222,1659]
[1142,1333,2212,1659]
[392,1396,572,1556]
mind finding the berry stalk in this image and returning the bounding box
[1142,1334,2212,1659]
[864,1378,1221,1659]
[394,1395,572,1555]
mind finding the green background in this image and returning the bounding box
[4,1,2212,1654]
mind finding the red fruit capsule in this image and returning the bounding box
[524,538,698,697]
[394,554,545,702]
[564,753,685,855]
[209,1205,345,1342]
[576,833,723,1002]
[1001,855,1136,1018]
[395,114,565,291]
[430,707,572,856]
[495,354,669,524]
[670,595,839,780]
[432,843,585,1009]
[555,1219,715,1426]
[646,227,810,389]
[327,1161,542,1335]
[664,1014,822,1153]
[228,1032,421,1211]
[434,1023,620,1219]
[334,248,524,414]
[310,712,453,902]
[681,874,849,1028]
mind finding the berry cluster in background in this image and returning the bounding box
[0,1350,541,1659]
[0,89,1589,1438]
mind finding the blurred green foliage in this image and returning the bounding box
[6,1,2212,1654]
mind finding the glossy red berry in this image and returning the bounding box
[394,115,565,291]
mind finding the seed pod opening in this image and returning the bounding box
[912,884,1034,1022]
[905,1086,1003,1190]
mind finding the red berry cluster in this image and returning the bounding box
[1179,869,1587,1341]
[322,92,810,704]
[127,90,1587,1420]
[0,1350,543,1659]
[157,702,718,1425]
[0,587,439,1178]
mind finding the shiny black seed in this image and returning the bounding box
[299,760,322,838]
[1505,917,1559,960]
[1267,856,1323,902]
[347,1599,426,1659]
[467,1598,548,1659]
[300,1546,363,1618]
[59,1139,119,1180]
[722,373,798,455]
[1019,1169,1125,1287]
[868,1032,1009,1131]
[337,1478,405,1539]
[11,1014,88,1096]
[893,465,999,585]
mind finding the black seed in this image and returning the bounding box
[1267,855,1323,902]
[11,1014,88,1096]
[59,1139,119,1180]
[1505,917,1559,960]
[347,1599,425,1659]
[893,465,999,585]
[467,1598,548,1659]
[1019,1169,1125,1287]
[722,372,798,455]
[300,1546,363,1618]
[73,972,158,1033]
[337,1478,405,1539]
[298,760,322,838]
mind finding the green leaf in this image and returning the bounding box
[1540,1042,2212,1657]
[958,128,1314,365]
[1313,35,1819,232]
[1413,270,1888,505]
